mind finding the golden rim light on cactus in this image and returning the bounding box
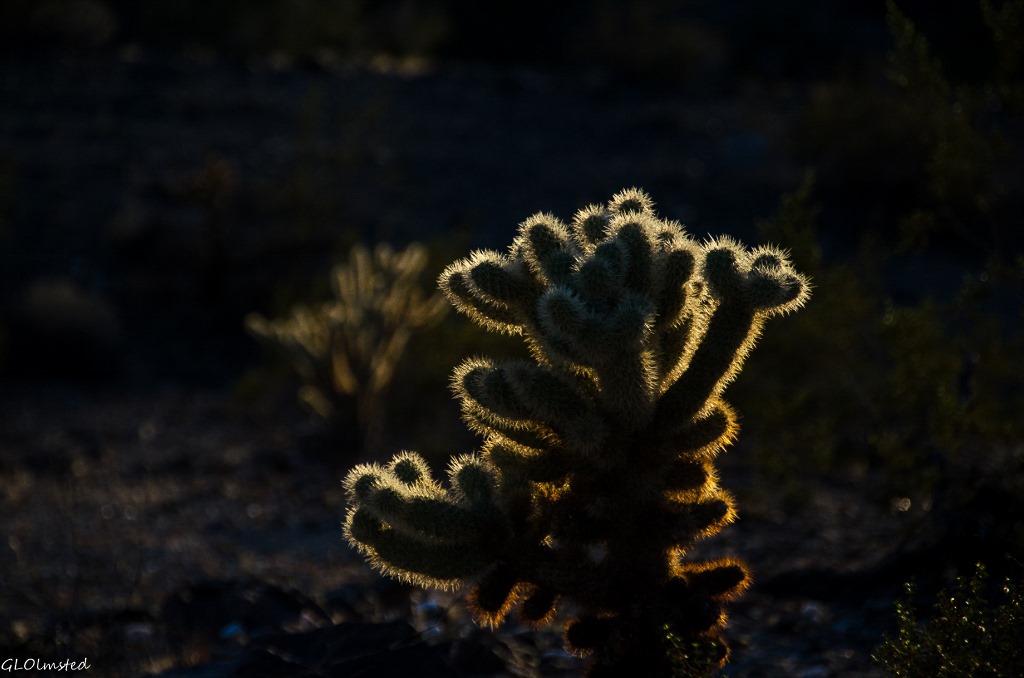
[342,187,810,676]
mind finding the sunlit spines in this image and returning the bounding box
[660,459,712,496]
[484,440,570,484]
[501,361,608,452]
[364,484,490,542]
[595,344,659,432]
[658,237,811,423]
[439,264,522,333]
[605,214,656,296]
[608,186,655,216]
[520,585,559,626]
[341,188,812,676]
[656,400,739,460]
[462,249,541,314]
[652,242,700,329]
[448,454,501,508]
[572,254,620,311]
[454,358,535,426]
[343,507,492,587]
[346,456,504,545]
[467,562,523,627]
[745,245,812,316]
[536,286,610,364]
[702,238,811,316]
[661,490,737,546]
[514,212,578,288]
[701,236,751,304]
[387,450,434,487]
[342,462,387,503]
[571,204,611,252]
[674,558,752,602]
[462,407,560,453]
[650,218,688,250]
[343,455,509,590]
[623,232,700,392]
[654,294,760,425]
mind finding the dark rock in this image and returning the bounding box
[161,578,333,659]
[232,621,456,677]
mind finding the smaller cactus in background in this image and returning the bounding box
[343,189,810,676]
[247,242,447,452]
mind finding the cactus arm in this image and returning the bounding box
[439,265,523,332]
[344,508,494,585]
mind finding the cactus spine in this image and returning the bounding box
[343,189,810,675]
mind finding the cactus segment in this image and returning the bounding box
[462,408,559,452]
[661,459,711,494]
[440,267,522,333]
[521,585,559,624]
[572,204,611,250]
[388,451,433,486]
[659,400,739,458]
[677,559,752,601]
[515,213,578,288]
[468,563,522,627]
[344,508,493,586]
[608,186,655,215]
[486,441,570,483]
[663,492,737,544]
[653,245,699,329]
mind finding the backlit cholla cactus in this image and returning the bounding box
[343,190,810,676]
[247,242,447,451]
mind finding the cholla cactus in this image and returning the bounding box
[247,242,447,451]
[343,189,810,675]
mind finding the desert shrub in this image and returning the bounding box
[735,171,1024,566]
[246,242,446,453]
[342,189,810,676]
[747,5,1024,566]
[734,173,880,475]
[794,1,1023,255]
[874,564,1024,677]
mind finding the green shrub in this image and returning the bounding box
[875,564,1024,677]
[794,1,1023,254]
[739,170,1024,564]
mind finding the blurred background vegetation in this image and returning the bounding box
[3,0,1021,541]
[1,0,1022,671]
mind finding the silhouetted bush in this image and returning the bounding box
[875,564,1024,677]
